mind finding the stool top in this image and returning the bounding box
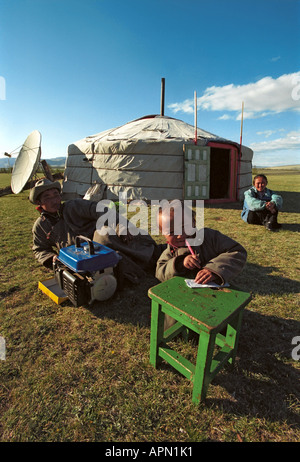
[148,277,251,331]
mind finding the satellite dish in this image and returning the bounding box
[11,130,42,194]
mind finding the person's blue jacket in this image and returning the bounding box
[241,187,283,222]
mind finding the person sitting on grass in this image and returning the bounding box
[156,204,247,285]
[155,203,247,329]
[241,174,283,231]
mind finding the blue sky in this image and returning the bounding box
[0,0,299,166]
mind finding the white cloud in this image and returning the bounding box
[169,99,194,114]
[270,56,281,62]
[250,130,300,152]
[218,114,232,120]
[256,130,278,138]
[168,72,300,119]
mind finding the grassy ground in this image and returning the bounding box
[0,170,299,442]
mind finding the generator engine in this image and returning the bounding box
[53,235,121,307]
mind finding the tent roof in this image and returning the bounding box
[82,114,230,145]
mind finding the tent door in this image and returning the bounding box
[209,147,230,199]
[184,145,210,199]
[207,142,238,201]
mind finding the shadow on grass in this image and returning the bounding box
[88,271,158,327]
[89,261,300,325]
[281,223,300,232]
[88,261,299,330]
[209,309,300,429]
[234,262,300,295]
[277,191,300,214]
[205,201,241,211]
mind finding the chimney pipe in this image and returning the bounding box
[160,78,165,116]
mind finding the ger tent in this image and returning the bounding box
[62,115,253,202]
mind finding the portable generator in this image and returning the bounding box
[53,235,121,307]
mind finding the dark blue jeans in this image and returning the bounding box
[247,209,279,228]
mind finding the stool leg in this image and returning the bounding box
[192,330,216,403]
[226,309,244,365]
[150,301,165,368]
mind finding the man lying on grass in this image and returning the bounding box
[29,178,165,284]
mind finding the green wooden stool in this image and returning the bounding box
[148,277,251,403]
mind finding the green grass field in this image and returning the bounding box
[0,169,299,442]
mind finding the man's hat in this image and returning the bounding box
[29,178,61,204]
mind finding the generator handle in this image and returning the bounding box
[75,235,95,255]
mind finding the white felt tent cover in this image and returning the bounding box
[62,115,253,201]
